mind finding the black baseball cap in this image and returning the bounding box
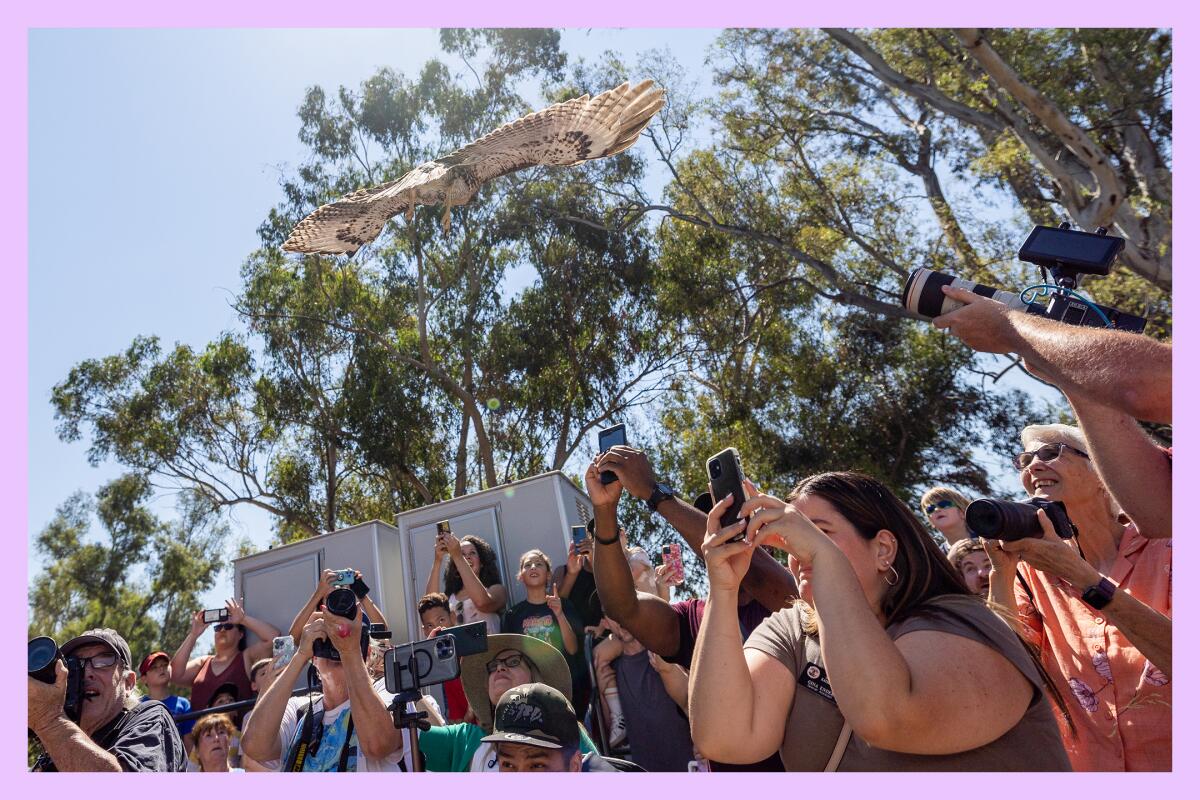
[62,628,133,670]
[480,683,580,750]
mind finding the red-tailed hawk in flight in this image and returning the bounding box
[283,80,665,255]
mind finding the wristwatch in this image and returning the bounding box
[647,482,677,513]
[1081,577,1116,610]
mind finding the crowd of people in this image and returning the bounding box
[28,285,1171,772]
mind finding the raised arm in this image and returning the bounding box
[425,536,449,596]
[241,613,324,763]
[600,448,796,613]
[289,570,338,643]
[169,610,210,687]
[328,607,404,759]
[445,533,508,613]
[934,286,1171,423]
[1067,393,1171,538]
[689,497,791,763]
[227,597,280,663]
[585,461,682,658]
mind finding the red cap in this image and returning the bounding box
[139,651,170,676]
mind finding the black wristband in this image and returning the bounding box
[593,531,620,546]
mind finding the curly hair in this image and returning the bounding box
[443,535,502,596]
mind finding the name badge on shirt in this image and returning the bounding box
[801,661,836,704]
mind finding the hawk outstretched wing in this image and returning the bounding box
[283,80,665,255]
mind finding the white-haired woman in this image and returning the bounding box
[987,423,1171,771]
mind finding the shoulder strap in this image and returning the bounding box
[823,721,852,771]
[337,715,356,772]
[285,702,324,772]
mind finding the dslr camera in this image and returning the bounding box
[28,637,85,722]
[903,224,1146,333]
[965,497,1078,543]
[312,586,364,661]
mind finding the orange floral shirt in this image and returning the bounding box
[1015,525,1171,771]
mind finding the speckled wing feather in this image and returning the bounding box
[440,79,666,182]
[283,81,664,254]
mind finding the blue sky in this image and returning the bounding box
[28,28,1053,640]
[27,28,721,639]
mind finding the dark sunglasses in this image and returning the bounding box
[925,499,957,515]
[213,623,239,632]
[1012,443,1089,471]
[485,653,529,674]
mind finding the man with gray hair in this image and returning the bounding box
[29,628,187,771]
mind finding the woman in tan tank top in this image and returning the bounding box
[689,471,1070,771]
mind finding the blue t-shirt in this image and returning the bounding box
[142,694,194,735]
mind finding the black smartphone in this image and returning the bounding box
[203,608,230,624]
[570,525,588,546]
[597,423,627,485]
[706,447,748,542]
[351,575,370,599]
[440,620,488,657]
[384,636,460,693]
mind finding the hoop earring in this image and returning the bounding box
[884,564,899,587]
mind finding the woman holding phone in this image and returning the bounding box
[426,528,506,634]
[689,471,1071,770]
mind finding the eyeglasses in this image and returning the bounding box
[485,654,529,674]
[213,623,239,632]
[924,499,957,516]
[1012,443,1090,471]
[76,653,120,671]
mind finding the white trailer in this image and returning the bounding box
[232,471,592,646]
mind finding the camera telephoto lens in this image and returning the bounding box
[29,637,60,683]
[965,499,1043,542]
[325,587,358,620]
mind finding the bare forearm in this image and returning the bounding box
[655,663,689,713]
[1069,394,1171,538]
[688,589,758,759]
[242,654,308,760]
[556,614,578,654]
[361,595,387,627]
[169,634,200,685]
[1015,315,1171,423]
[33,717,122,772]
[425,557,443,596]
[657,497,708,556]
[289,594,322,644]
[810,549,915,741]
[591,503,639,623]
[452,556,502,611]
[343,657,401,758]
[558,567,579,598]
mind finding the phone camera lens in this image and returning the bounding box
[709,461,721,477]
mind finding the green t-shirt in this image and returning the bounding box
[419,722,597,772]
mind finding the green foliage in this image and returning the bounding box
[28,476,229,668]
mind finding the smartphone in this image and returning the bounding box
[707,447,748,542]
[440,620,488,657]
[570,525,588,546]
[385,635,460,693]
[272,635,295,669]
[597,423,627,485]
[331,568,356,586]
[662,543,683,577]
[436,520,451,537]
[203,608,229,624]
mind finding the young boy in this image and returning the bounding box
[418,592,469,722]
[139,650,195,748]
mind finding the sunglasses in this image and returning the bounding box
[924,499,957,516]
[1012,443,1090,471]
[76,653,120,671]
[213,623,239,632]
[485,653,529,674]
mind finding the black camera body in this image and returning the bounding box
[28,637,85,722]
[965,497,1077,543]
[902,224,1146,334]
[312,587,365,661]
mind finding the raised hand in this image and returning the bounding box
[567,543,584,574]
[546,582,564,616]
[190,609,210,637]
[655,563,683,588]
[444,533,464,560]
[297,613,328,659]
[317,569,339,599]
[701,492,755,593]
[994,509,1099,589]
[225,597,247,625]
[584,457,624,506]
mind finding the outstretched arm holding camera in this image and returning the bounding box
[596,446,797,613]
[934,286,1171,423]
[1066,392,1171,539]
[289,570,340,643]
